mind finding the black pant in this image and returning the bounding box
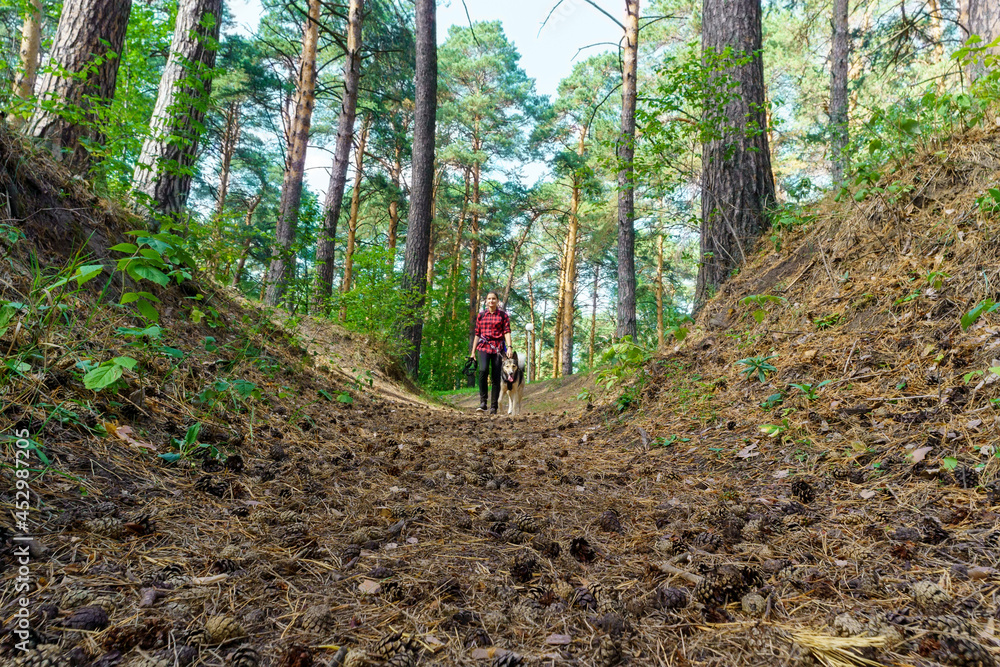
[478,350,502,409]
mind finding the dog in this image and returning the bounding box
[498,351,525,416]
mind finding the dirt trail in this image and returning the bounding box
[441,373,596,416]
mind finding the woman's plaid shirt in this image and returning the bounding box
[475,309,511,354]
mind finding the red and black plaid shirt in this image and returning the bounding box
[475,308,510,354]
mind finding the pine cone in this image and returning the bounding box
[491,653,523,667]
[952,465,979,489]
[832,612,866,637]
[594,637,623,667]
[936,635,996,667]
[86,516,124,539]
[126,657,170,667]
[513,513,540,533]
[300,604,334,633]
[830,465,851,481]
[911,580,951,610]
[501,527,529,544]
[507,554,538,583]
[204,615,245,644]
[652,586,689,611]
[195,475,228,497]
[211,558,241,574]
[12,645,72,667]
[63,605,109,631]
[386,650,417,667]
[920,516,949,544]
[986,479,1000,505]
[570,536,597,562]
[692,531,722,553]
[372,632,416,660]
[60,588,95,608]
[227,646,261,667]
[598,510,623,533]
[529,535,560,558]
[570,586,598,610]
[790,478,816,504]
[590,582,623,615]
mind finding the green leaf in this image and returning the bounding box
[184,423,201,447]
[112,356,138,370]
[318,389,334,402]
[120,292,141,304]
[232,379,259,398]
[942,456,958,471]
[191,308,205,324]
[136,298,160,323]
[337,392,354,404]
[0,305,14,338]
[158,346,184,358]
[753,308,766,323]
[672,326,688,342]
[83,363,124,390]
[158,453,182,462]
[130,264,170,286]
[109,242,138,253]
[74,264,104,286]
[853,188,868,202]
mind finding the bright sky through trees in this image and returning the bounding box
[229,0,617,194]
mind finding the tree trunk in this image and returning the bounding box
[231,193,262,287]
[340,114,372,298]
[829,0,849,184]
[965,0,1000,81]
[263,0,320,306]
[447,168,471,319]
[426,223,437,291]
[11,0,43,126]
[527,272,537,381]
[616,0,639,340]
[560,126,587,376]
[132,0,221,226]
[553,232,568,378]
[387,142,403,256]
[209,100,241,274]
[656,233,664,350]
[501,213,537,308]
[315,0,365,304]
[589,264,599,369]
[696,0,776,306]
[30,0,132,169]
[467,159,481,345]
[401,0,437,378]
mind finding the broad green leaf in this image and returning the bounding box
[753,309,766,323]
[131,264,170,286]
[83,363,124,390]
[191,308,205,324]
[318,389,334,402]
[112,356,138,370]
[337,392,354,404]
[136,298,159,323]
[75,265,104,286]
[120,292,140,304]
[942,456,958,471]
[158,453,182,462]
[109,242,138,253]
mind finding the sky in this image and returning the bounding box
[227,0,621,196]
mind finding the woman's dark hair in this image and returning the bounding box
[485,290,499,301]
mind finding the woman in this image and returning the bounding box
[470,291,513,414]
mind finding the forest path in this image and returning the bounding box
[440,372,597,415]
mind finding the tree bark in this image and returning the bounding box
[527,272,537,381]
[553,232,568,379]
[340,114,372,298]
[387,142,403,256]
[132,0,221,226]
[616,0,639,340]
[315,0,365,304]
[501,213,537,308]
[965,0,1000,80]
[231,193,262,287]
[696,0,776,306]
[11,0,43,125]
[30,0,132,169]
[560,126,587,376]
[589,264,599,369]
[447,168,471,319]
[656,233,665,350]
[467,158,481,346]
[209,100,241,274]
[829,0,849,184]
[401,0,437,378]
[263,0,320,306]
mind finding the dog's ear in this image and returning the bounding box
[510,351,518,363]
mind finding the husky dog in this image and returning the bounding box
[498,351,525,416]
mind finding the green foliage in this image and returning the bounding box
[736,354,778,383]
[789,380,832,400]
[595,337,652,390]
[82,356,137,391]
[652,434,690,448]
[740,294,787,323]
[961,299,1000,330]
